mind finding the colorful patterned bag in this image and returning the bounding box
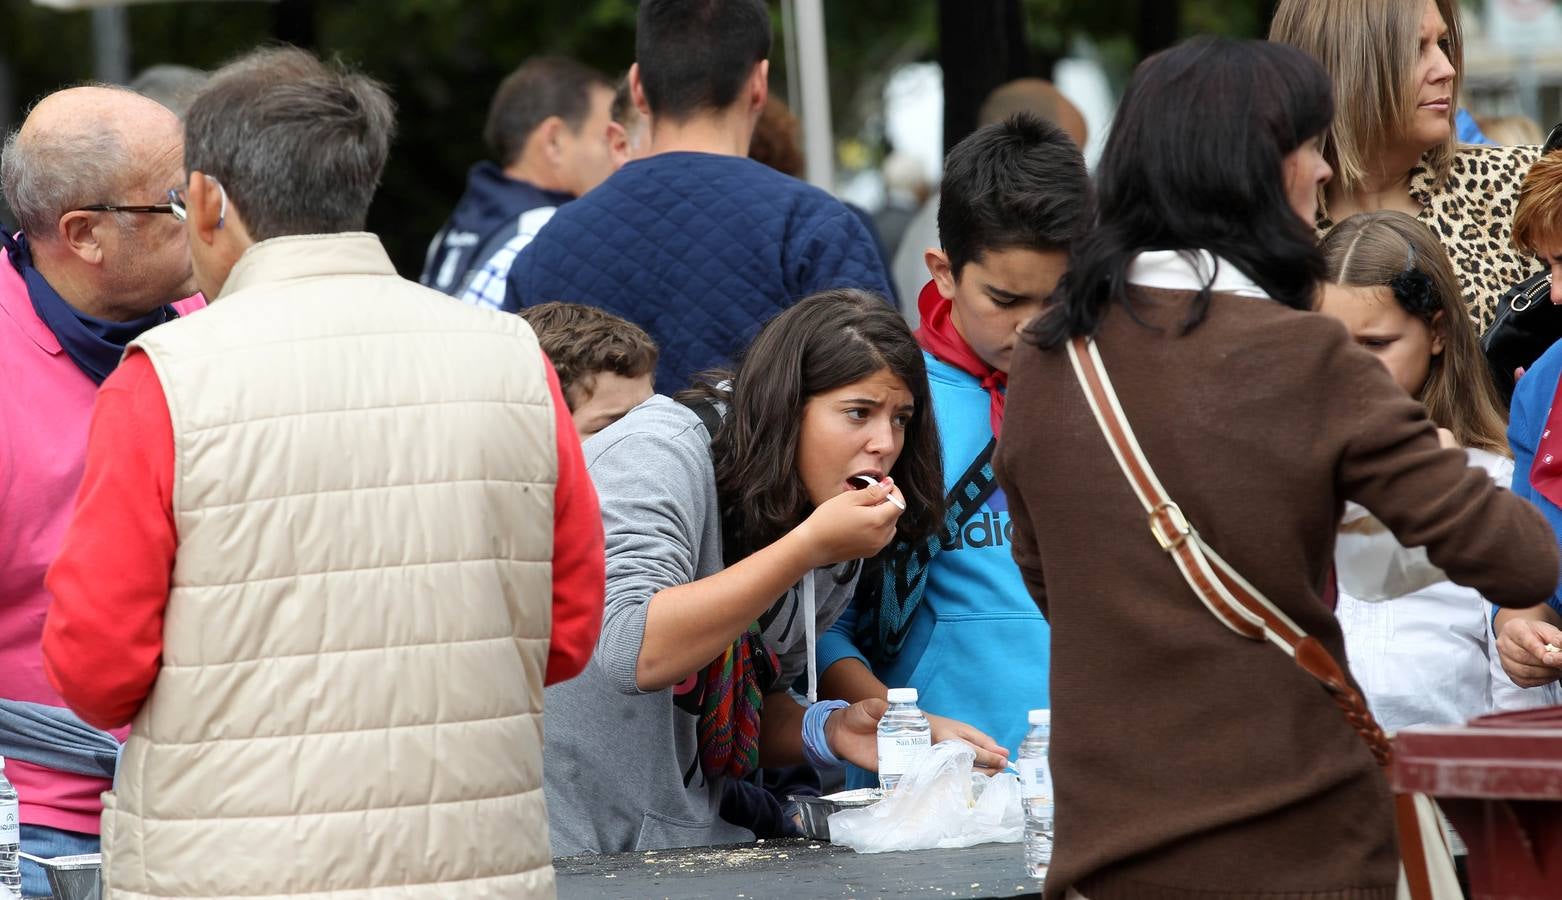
[697,623,780,780]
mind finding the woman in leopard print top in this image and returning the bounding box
[1318,144,1539,331]
[1274,0,1542,329]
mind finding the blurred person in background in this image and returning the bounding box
[0,84,201,899]
[1272,0,1543,328]
[874,151,930,258]
[422,55,615,306]
[128,64,210,119]
[609,73,650,167]
[891,78,1088,321]
[1476,114,1545,148]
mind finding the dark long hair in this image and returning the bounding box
[678,290,943,563]
[1030,37,1334,348]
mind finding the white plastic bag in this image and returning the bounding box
[828,740,1024,853]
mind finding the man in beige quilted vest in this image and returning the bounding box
[40,46,605,899]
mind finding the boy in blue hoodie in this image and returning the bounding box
[817,114,1092,785]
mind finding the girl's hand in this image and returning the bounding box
[926,712,1011,774]
[822,697,887,769]
[823,704,1014,774]
[795,478,903,568]
[1497,616,1562,688]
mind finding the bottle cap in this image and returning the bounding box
[1028,709,1051,725]
[886,687,919,703]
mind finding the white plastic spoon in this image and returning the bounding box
[851,474,906,510]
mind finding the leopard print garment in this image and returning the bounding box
[1318,143,1543,331]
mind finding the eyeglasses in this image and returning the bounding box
[74,202,178,216]
[1545,122,1562,155]
[166,178,226,228]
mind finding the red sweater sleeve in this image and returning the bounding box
[42,350,175,731]
[542,355,605,685]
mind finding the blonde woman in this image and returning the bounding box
[1272,0,1542,328]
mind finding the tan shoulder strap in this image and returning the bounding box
[1065,336,1394,768]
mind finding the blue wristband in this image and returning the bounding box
[802,699,851,770]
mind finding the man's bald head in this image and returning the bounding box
[978,79,1088,148]
[2,85,183,243]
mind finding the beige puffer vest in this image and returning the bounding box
[104,234,558,899]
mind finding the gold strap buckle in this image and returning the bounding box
[1149,501,1192,551]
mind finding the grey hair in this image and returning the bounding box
[1,108,134,242]
[183,47,396,242]
[129,64,211,119]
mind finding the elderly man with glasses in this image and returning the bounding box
[0,84,201,897]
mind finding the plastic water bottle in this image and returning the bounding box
[876,687,932,793]
[1018,709,1054,880]
[0,755,20,900]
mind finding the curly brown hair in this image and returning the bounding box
[520,302,659,409]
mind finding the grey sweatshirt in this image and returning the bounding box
[543,395,858,856]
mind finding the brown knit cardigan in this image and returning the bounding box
[996,285,1559,900]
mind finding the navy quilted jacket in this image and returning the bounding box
[505,152,893,391]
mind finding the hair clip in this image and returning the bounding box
[1388,269,1438,317]
[1387,240,1438,316]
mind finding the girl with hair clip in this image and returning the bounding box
[541,290,996,856]
[996,36,1557,900]
[1318,211,1552,874]
[1312,209,1555,887]
[1271,0,1543,328]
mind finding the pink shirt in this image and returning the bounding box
[0,256,201,833]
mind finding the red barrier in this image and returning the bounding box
[1392,706,1562,900]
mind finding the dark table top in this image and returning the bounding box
[554,839,1041,899]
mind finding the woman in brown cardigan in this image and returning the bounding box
[996,38,1560,900]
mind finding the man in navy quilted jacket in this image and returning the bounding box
[505,0,893,392]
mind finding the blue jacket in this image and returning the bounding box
[1505,340,1562,616]
[817,352,1051,787]
[506,152,893,392]
[420,162,573,297]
